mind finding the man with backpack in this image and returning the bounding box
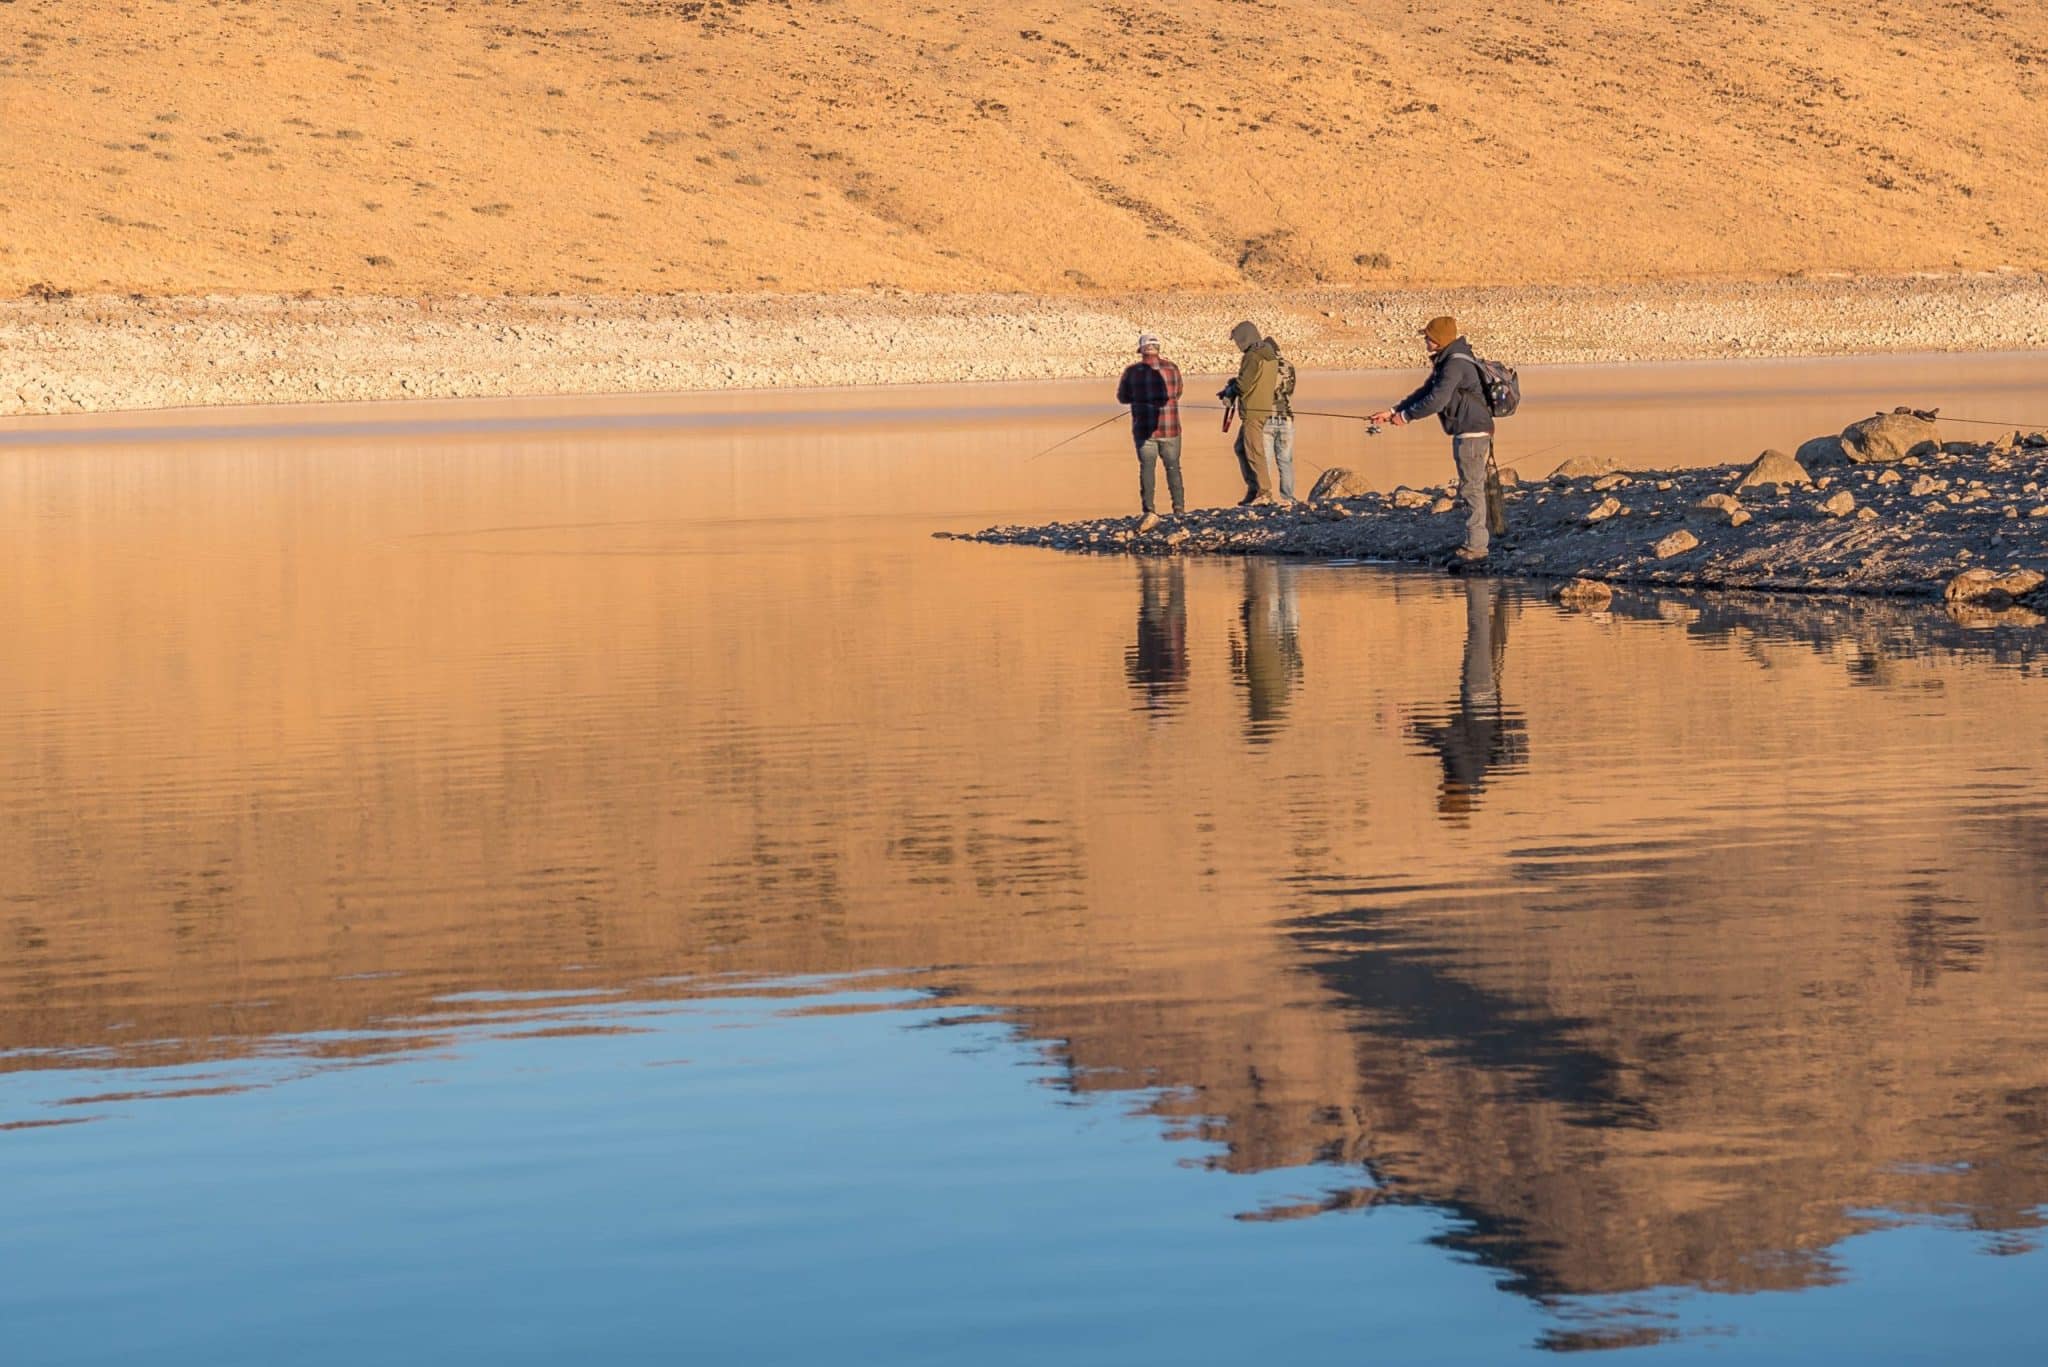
[1370,316,1505,565]
[1220,320,1283,505]
[1266,334,1298,501]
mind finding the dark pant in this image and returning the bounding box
[1138,436,1184,514]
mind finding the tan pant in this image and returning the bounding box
[1236,408,1277,496]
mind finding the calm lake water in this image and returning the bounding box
[4,354,2048,1362]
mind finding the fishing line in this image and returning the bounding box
[1025,409,1129,461]
[1930,414,2048,431]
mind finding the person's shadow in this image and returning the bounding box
[1125,560,1190,716]
[1230,560,1304,743]
[1408,579,1529,819]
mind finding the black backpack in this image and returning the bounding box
[1460,353,1521,418]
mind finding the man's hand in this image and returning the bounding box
[1368,408,1405,427]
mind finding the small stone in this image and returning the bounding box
[1495,467,1521,486]
[1819,490,1855,517]
[1653,529,1700,558]
[1551,578,1613,608]
[1944,567,2046,606]
[1737,449,1812,489]
[1876,469,1902,485]
[1165,529,1189,547]
[1592,473,1631,491]
[1691,492,1743,523]
[1855,507,1878,522]
[2031,506,2048,519]
[1392,487,1431,509]
[1584,496,1622,524]
[1727,509,1752,527]
[1908,474,1948,497]
[1656,480,1673,491]
[2007,507,2020,520]
[1428,496,1455,514]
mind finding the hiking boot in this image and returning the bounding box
[1137,512,1162,533]
[1444,546,1489,573]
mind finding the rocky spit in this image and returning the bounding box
[948,411,2048,623]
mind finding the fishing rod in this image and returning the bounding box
[1025,409,1129,461]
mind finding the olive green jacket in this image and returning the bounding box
[1235,339,1280,426]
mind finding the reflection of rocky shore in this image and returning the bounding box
[1594,583,2048,678]
[7,525,2048,1331]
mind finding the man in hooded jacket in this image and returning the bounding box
[1221,320,1282,504]
[1370,315,1496,562]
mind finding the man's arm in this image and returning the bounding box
[1164,362,1183,402]
[1395,361,1457,422]
[1235,348,1267,400]
[1117,366,1134,406]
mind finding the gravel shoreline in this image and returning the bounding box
[949,413,2048,621]
[6,275,2047,418]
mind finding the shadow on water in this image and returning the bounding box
[1405,578,1531,820]
[1230,560,1305,743]
[1125,560,1190,716]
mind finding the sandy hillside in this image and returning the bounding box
[4,0,2046,298]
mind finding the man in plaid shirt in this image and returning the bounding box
[1116,332,1185,528]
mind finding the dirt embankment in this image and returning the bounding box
[7,275,2048,417]
[952,412,2048,618]
[6,1,2047,297]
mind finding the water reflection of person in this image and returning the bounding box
[1409,578,1528,819]
[1125,559,1190,714]
[1230,559,1303,742]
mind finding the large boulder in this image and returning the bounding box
[1550,578,1613,609]
[1308,467,1373,502]
[1652,529,1699,558]
[1550,453,1619,481]
[1736,449,1813,490]
[1796,434,1850,468]
[1841,411,1941,464]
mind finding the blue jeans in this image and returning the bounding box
[1267,416,1296,500]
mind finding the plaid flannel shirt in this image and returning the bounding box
[1117,357,1183,441]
